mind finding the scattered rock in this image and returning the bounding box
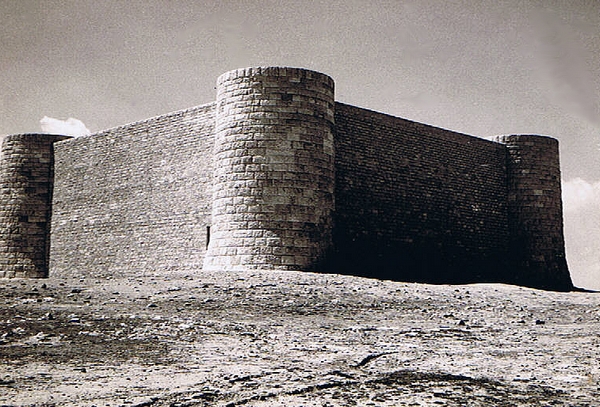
[41,312,54,320]
[0,271,598,406]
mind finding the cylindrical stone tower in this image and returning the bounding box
[203,67,335,271]
[0,134,71,278]
[495,135,573,291]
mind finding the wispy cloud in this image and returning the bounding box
[40,116,90,137]
[563,178,600,212]
[562,178,600,290]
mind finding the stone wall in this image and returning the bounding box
[497,135,571,290]
[204,67,335,271]
[1,67,572,290]
[333,103,511,283]
[0,134,71,278]
[49,105,215,278]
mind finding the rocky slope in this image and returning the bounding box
[1,270,599,406]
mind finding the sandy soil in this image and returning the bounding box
[1,269,599,406]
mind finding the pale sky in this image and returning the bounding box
[1,0,598,289]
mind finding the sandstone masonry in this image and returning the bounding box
[204,67,335,271]
[0,67,574,290]
[0,134,71,278]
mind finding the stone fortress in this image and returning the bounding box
[0,67,574,291]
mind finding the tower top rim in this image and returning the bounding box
[492,134,559,145]
[217,66,334,87]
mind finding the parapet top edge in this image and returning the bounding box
[217,66,334,85]
[492,134,560,146]
[3,133,73,139]
[334,101,496,144]
[56,101,217,142]
[493,134,558,140]
[335,102,559,146]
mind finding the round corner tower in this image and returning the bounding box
[495,134,573,290]
[0,134,72,278]
[203,67,335,271]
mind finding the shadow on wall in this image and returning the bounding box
[326,237,575,291]
[328,234,509,287]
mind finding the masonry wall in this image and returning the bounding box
[498,135,572,290]
[25,67,571,290]
[0,134,71,278]
[49,104,215,278]
[333,103,511,283]
[204,67,335,271]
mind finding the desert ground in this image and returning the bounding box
[1,269,599,406]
